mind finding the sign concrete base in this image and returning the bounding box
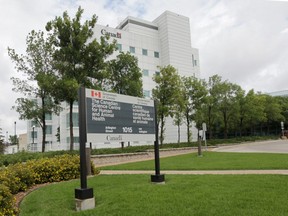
[75,197,95,211]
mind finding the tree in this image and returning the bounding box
[203,75,222,139]
[8,30,60,152]
[182,76,208,143]
[263,95,284,134]
[152,65,181,144]
[246,91,266,135]
[46,7,117,150]
[0,128,5,154]
[217,81,242,138]
[107,52,143,97]
[172,82,185,144]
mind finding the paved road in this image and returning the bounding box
[213,139,288,153]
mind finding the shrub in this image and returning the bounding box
[27,154,81,184]
[0,154,99,215]
[0,184,18,216]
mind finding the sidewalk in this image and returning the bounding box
[100,170,288,175]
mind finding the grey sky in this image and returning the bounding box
[0,0,287,136]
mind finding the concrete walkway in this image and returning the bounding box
[98,140,288,175]
[100,170,288,175]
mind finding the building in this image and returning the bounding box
[27,11,200,151]
[268,90,288,97]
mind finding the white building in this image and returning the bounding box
[27,11,200,151]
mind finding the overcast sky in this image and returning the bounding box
[0,0,288,137]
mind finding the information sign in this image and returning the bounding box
[85,89,155,142]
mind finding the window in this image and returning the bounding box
[154,51,159,58]
[45,113,52,120]
[66,137,79,144]
[116,43,122,52]
[46,125,52,135]
[192,54,197,67]
[142,69,149,76]
[143,90,151,98]
[66,113,79,128]
[142,49,148,56]
[31,131,37,139]
[129,46,135,53]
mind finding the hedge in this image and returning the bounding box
[0,154,99,216]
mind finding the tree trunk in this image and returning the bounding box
[186,111,191,143]
[223,111,228,139]
[208,106,213,139]
[239,117,243,137]
[41,98,46,152]
[160,114,165,145]
[177,122,180,144]
[69,101,74,151]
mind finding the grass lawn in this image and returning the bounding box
[20,174,288,216]
[101,152,288,170]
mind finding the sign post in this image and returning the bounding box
[75,87,95,211]
[151,101,165,183]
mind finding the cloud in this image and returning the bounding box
[1,0,288,135]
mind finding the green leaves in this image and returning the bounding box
[107,52,143,97]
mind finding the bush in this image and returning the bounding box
[0,150,78,166]
[0,164,35,194]
[0,184,18,216]
[0,154,99,216]
[27,155,81,184]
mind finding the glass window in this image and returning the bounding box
[66,137,80,144]
[116,43,122,52]
[143,90,150,98]
[46,125,52,135]
[142,49,148,56]
[192,54,196,67]
[154,51,159,58]
[129,46,135,53]
[45,113,52,120]
[142,69,149,76]
[66,113,79,128]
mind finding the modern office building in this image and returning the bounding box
[27,11,200,151]
[268,90,288,97]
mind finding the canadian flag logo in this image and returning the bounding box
[91,90,102,98]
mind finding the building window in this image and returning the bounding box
[66,113,79,128]
[154,51,159,58]
[142,49,148,56]
[142,69,149,76]
[192,54,197,67]
[116,43,122,52]
[45,113,52,120]
[66,137,79,144]
[31,131,37,139]
[129,46,135,53]
[143,90,151,98]
[46,125,52,135]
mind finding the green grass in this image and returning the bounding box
[101,152,288,170]
[20,174,288,216]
